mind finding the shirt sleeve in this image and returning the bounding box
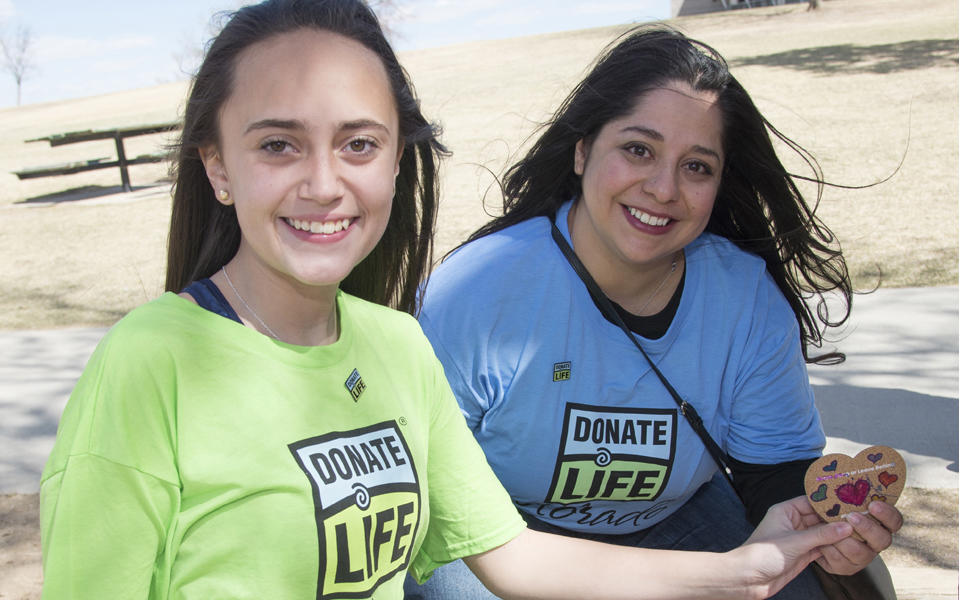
[39,322,180,599]
[40,455,179,599]
[417,309,490,432]
[407,358,525,583]
[725,275,825,464]
[729,456,817,526]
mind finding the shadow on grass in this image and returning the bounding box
[0,493,40,567]
[729,38,958,74]
[0,283,127,328]
[851,247,959,290]
[16,181,171,206]
[892,487,960,570]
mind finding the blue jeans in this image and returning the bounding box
[403,473,827,599]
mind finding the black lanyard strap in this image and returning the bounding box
[550,221,735,489]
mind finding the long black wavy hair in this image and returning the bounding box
[464,25,852,364]
[166,0,445,315]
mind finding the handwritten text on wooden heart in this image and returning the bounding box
[804,445,906,522]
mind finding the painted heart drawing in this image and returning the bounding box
[810,484,828,502]
[835,478,870,506]
[878,471,899,488]
[804,445,907,523]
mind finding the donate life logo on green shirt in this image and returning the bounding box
[290,421,421,599]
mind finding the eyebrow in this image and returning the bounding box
[245,118,305,134]
[245,118,391,135]
[340,119,391,134]
[620,125,722,162]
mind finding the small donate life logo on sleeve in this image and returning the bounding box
[804,445,907,523]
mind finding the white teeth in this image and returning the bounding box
[628,206,670,227]
[287,218,352,234]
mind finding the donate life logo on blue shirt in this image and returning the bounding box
[545,403,678,504]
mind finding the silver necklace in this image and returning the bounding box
[221,266,280,339]
[635,252,681,315]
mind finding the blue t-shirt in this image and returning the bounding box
[418,200,825,534]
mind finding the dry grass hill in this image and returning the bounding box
[0,0,956,330]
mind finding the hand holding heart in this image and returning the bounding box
[804,445,906,523]
[802,445,906,576]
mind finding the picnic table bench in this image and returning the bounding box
[14,121,181,193]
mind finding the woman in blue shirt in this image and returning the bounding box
[408,25,901,600]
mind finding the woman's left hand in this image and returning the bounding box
[815,501,904,575]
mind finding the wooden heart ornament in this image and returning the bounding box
[804,445,906,523]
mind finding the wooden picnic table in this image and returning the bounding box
[16,121,182,192]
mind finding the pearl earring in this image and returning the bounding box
[218,189,229,202]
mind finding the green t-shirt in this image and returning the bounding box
[40,291,524,599]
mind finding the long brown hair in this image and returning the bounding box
[165,0,445,315]
[467,25,852,364]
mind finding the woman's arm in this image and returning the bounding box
[464,496,852,600]
[730,456,816,525]
[730,456,903,576]
[726,276,902,576]
[40,456,178,599]
[40,318,180,599]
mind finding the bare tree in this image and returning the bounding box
[1,25,36,106]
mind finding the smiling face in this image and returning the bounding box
[201,28,401,297]
[569,82,724,281]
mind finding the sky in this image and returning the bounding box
[0,0,667,109]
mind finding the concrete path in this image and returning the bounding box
[804,286,958,600]
[809,286,958,490]
[1,327,107,493]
